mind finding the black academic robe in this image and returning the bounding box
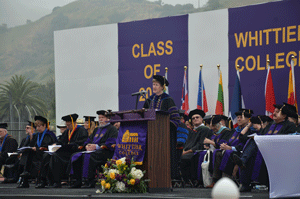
[239,119,296,187]
[19,131,56,176]
[297,125,300,133]
[0,135,18,169]
[70,124,118,180]
[184,126,213,152]
[49,125,88,183]
[144,93,181,179]
[260,119,297,135]
[180,125,213,182]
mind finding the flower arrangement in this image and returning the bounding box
[96,157,148,193]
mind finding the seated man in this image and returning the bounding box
[0,123,18,181]
[180,109,213,186]
[195,115,232,187]
[2,121,35,184]
[206,110,254,188]
[18,116,57,188]
[36,114,88,188]
[69,110,118,188]
[233,103,297,192]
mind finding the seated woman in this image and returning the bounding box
[143,75,180,180]
[83,116,96,136]
[18,116,57,188]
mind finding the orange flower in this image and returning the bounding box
[105,163,108,168]
[110,172,115,180]
[105,183,111,189]
[101,180,106,186]
[116,159,122,166]
[130,179,135,185]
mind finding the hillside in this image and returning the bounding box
[0,0,274,85]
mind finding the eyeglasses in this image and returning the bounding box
[192,116,200,120]
[25,127,31,129]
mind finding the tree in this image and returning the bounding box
[0,75,48,122]
[204,0,222,11]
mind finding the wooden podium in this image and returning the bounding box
[110,109,171,192]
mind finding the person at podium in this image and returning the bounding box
[143,75,180,180]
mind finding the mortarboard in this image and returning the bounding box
[153,75,169,87]
[0,123,8,129]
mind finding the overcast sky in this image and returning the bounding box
[0,0,208,28]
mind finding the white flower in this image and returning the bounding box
[96,189,101,193]
[108,169,119,175]
[115,181,126,192]
[130,167,144,180]
[119,157,126,164]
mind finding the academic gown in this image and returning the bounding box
[20,131,56,177]
[240,119,297,186]
[3,135,36,180]
[144,92,180,179]
[180,125,213,182]
[0,135,18,169]
[70,123,118,180]
[216,126,254,178]
[196,128,232,182]
[48,125,88,183]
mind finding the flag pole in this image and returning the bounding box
[200,64,203,110]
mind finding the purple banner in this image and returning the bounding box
[113,121,147,164]
[118,15,188,111]
[229,0,300,115]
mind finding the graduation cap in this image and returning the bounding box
[179,110,189,122]
[0,123,8,129]
[61,114,79,122]
[189,109,205,119]
[84,116,96,122]
[273,104,290,116]
[83,116,96,128]
[219,115,228,121]
[235,109,254,118]
[210,115,223,125]
[250,116,263,124]
[34,116,48,124]
[27,121,36,129]
[260,115,273,123]
[96,110,108,116]
[153,75,169,87]
[203,115,213,124]
[283,103,298,119]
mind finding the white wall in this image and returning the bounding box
[54,24,119,134]
[188,9,229,115]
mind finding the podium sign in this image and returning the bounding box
[110,109,171,192]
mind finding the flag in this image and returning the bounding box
[229,69,245,128]
[197,66,208,113]
[164,67,169,94]
[287,58,298,112]
[265,62,276,118]
[181,67,190,115]
[215,68,224,115]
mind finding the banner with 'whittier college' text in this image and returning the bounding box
[113,121,147,164]
[229,0,300,114]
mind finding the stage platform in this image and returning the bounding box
[0,182,270,199]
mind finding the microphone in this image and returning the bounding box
[131,90,147,96]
